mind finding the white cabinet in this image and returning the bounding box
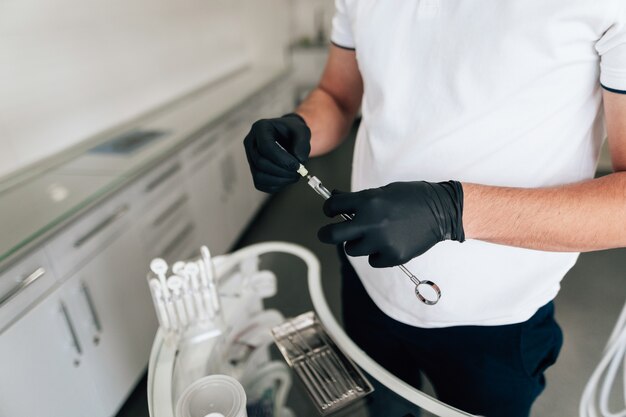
[181,79,294,257]
[0,286,101,417]
[46,198,133,280]
[182,132,232,256]
[63,225,157,417]
[0,224,156,417]
[224,125,266,224]
[138,183,199,262]
[130,156,200,262]
[0,248,56,333]
[186,124,264,254]
[0,77,296,417]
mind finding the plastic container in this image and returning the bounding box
[175,375,247,417]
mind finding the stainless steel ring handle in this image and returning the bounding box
[402,266,442,306]
[415,281,442,306]
[0,267,46,308]
[73,205,129,248]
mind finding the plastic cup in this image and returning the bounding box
[175,375,247,417]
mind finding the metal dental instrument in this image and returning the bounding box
[274,141,441,305]
[305,172,442,305]
[272,312,374,414]
[286,322,355,399]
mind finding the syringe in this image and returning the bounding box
[294,161,442,306]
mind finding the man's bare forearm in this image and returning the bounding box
[296,87,357,157]
[292,46,363,158]
[463,172,626,251]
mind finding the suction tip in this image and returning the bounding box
[172,261,186,274]
[184,262,199,275]
[150,258,168,275]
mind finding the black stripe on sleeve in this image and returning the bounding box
[601,83,626,95]
[331,41,356,51]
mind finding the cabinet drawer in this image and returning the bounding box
[133,157,186,212]
[0,286,102,417]
[0,248,56,333]
[150,219,200,263]
[180,128,222,171]
[140,189,195,247]
[46,194,133,280]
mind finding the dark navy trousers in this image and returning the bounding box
[339,248,563,417]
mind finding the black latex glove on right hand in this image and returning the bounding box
[243,113,311,193]
[318,181,465,268]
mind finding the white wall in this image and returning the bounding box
[290,0,335,44]
[0,0,290,179]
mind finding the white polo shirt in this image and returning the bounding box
[331,0,626,327]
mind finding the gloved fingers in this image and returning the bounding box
[344,237,376,257]
[253,123,302,171]
[368,252,395,268]
[323,191,361,218]
[318,221,365,245]
[252,170,298,193]
[272,114,311,163]
[290,132,311,163]
[246,146,300,179]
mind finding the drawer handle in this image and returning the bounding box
[145,163,181,193]
[162,223,194,258]
[0,267,46,308]
[192,136,216,156]
[73,205,129,248]
[60,302,82,360]
[80,282,102,337]
[152,194,190,228]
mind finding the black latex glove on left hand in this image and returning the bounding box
[243,113,311,193]
[318,181,465,268]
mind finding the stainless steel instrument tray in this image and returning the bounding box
[272,311,374,415]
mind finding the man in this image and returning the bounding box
[243,1,626,416]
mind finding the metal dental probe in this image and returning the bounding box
[282,320,343,401]
[287,321,352,398]
[285,333,338,404]
[273,141,442,305]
